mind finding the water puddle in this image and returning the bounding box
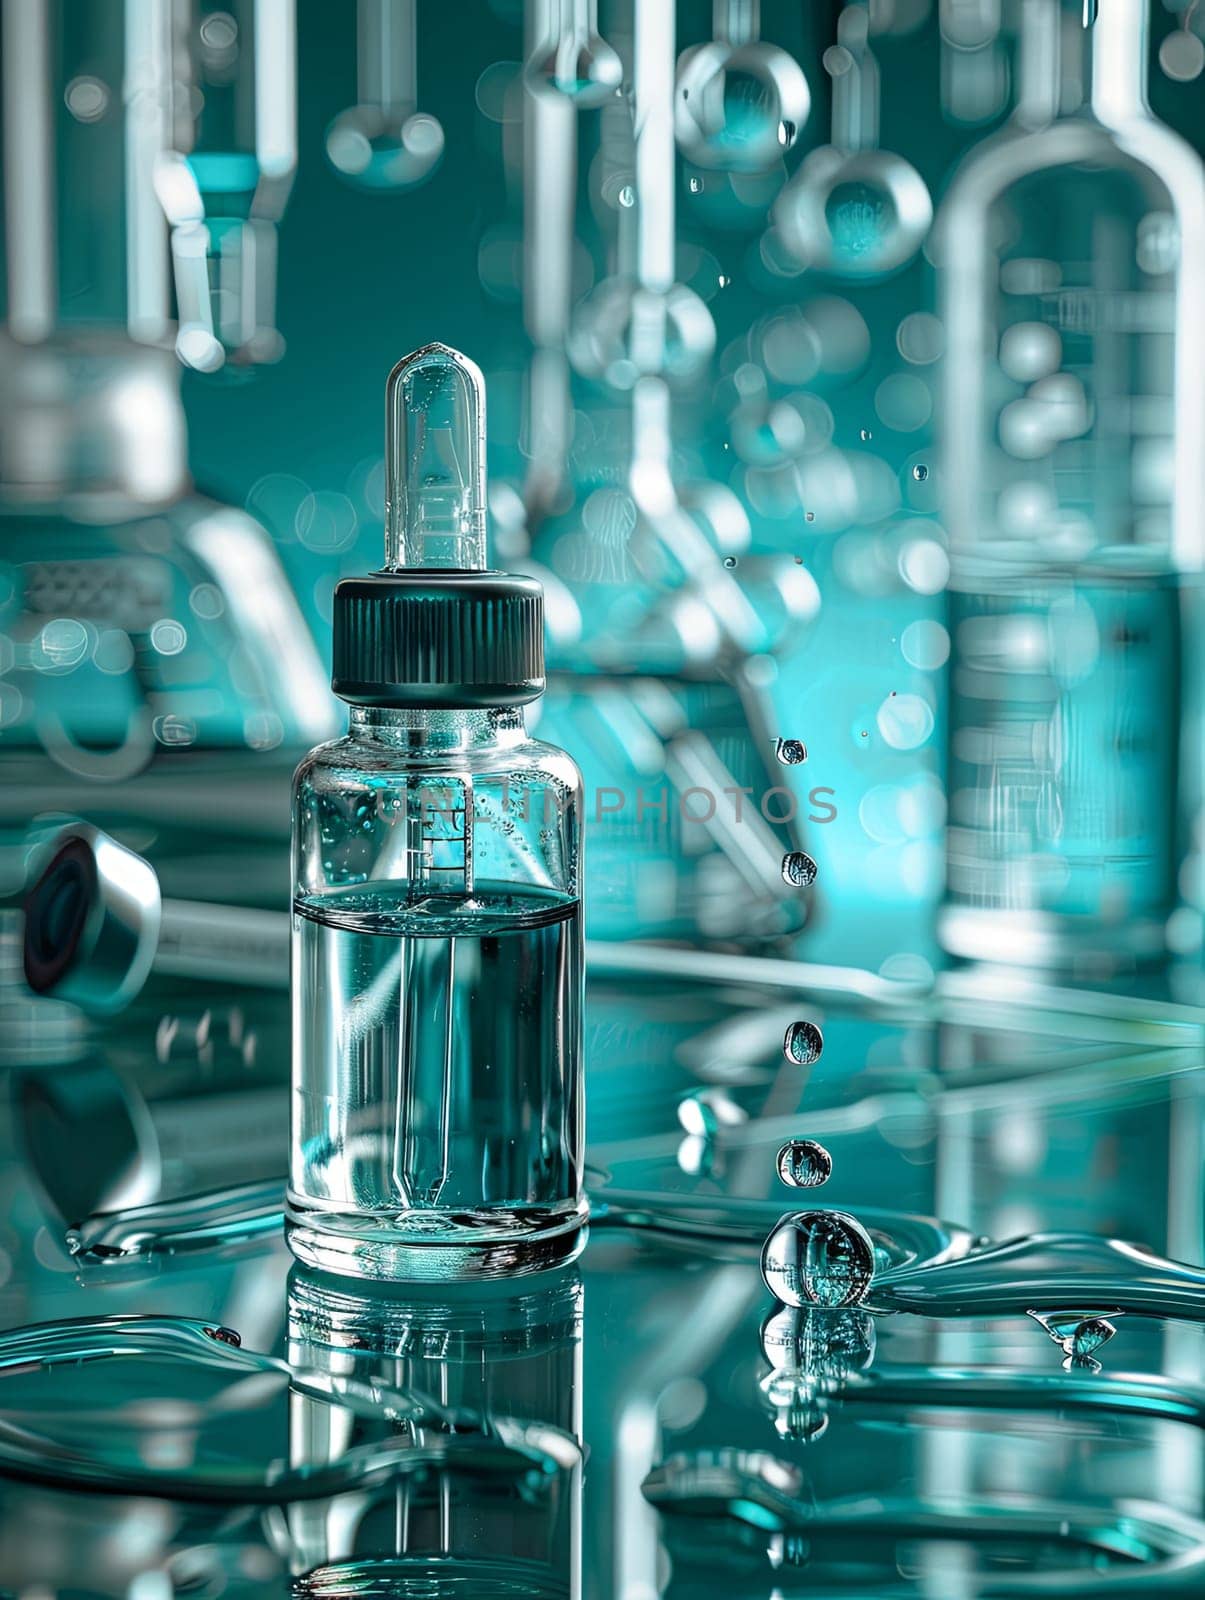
[0,1314,576,1502]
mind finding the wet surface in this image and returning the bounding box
[1,955,1204,1596]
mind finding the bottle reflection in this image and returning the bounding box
[285,1264,582,1597]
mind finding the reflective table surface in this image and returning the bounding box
[2,930,1204,1598]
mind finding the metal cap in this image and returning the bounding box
[23,825,162,1016]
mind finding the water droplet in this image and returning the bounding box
[723,555,739,569]
[689,176,703,193]
[618,184,635,208]
[760,1210,876,1308]
[860,428,873,441]
[912,463,929,481]
[1069,1316,1116,1358]
[781,851,818,888]
[776,1139,833,1189]
[805,511,815,522]
[775,737,808,765]
[784,1020,824,1065]
[778,120,797,147]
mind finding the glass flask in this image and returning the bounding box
[0,1,332,770]
[938,0,1205,976]
[289,345,586,1281]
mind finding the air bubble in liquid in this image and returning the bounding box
[776,1139,833,1189]
[760,1209,876,1308]
[912,463,928,481]
[775,737,808,765]
[723,555,739,568]
[784,1020,824,1064]
[781,851,818,888]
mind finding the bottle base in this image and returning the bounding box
[285,1195,589,1282]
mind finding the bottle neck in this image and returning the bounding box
[348,705,526,752]
[1088,0,1149,121]
[1014,0,1149,128]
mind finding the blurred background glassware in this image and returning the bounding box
[674,0,810,174]
[526,0,623,108]
[0,0,333,804]
[938,0,1205,978]
[772,4,932,278]
[324,0,445,192]
[940,0,1011,128]
[153,0,298,370]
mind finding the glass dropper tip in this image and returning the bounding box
[384,343,488,570]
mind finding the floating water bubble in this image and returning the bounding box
[860,427,873,441]
[896,311,943,365]
[900,619,948,670]
[760,1210,876,1308]
[781,851,818,888]
[1160,29,1205,82]
[723,555,739,568]
[912,463,929,481]
[876,691,935,750]
[776,1139,833,1189]
[775,737,808,765]
[783,1020,824,1064]
[875,373,931,432]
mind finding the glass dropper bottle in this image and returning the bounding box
[937,0,1205,978]
[288,344,586,1281]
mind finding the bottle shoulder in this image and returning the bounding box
[293,730,583,793]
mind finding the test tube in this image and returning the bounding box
[154,0,298,370]
[325,0,445,191]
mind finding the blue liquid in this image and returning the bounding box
[288,883,585,1279]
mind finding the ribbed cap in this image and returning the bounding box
[331,569,545,708]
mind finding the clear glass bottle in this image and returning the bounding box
[288,345,586,1281]
[938,0,1205,976]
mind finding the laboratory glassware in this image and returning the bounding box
[674,0,810,173]
[773,4,932,277]
[289,344,586,1281]
[0,0,332,768]
[939,0,1205,975]
[526,0,623,107]
[153,0,297,370]
[325,0,445,191]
